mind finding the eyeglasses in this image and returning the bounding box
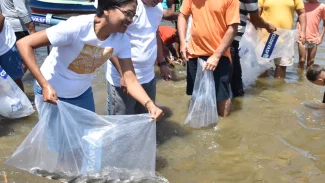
[114,6,138,20]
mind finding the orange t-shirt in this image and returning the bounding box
[180,0,240,60]
[158,26,177,45]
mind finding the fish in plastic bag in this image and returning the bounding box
[184,58,218,128]
[239,22,297,87]
[0,67,34,118]
[5,95,157,182]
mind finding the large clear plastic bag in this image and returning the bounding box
[239,22,297,87]
[239,32,273,87]
[0,67,34,118]
[5,95,156,182]
[185,58,218,128]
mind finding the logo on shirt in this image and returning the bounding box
[68,45,114,74]
[261,33,279,58]
[0,68,8,79]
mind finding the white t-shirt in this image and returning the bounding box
[40,14,131,98]
[0,20,16,56]
[106,0,163,86]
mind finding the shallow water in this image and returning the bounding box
[2,5,325,183]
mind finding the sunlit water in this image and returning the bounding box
[2,3,325,182]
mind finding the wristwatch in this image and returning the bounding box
[157,59,168,67]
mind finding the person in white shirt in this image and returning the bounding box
[105,0,171,115]
[16,0,164,121]
[0,0,36,41]
[1,0,36,73]
[0,12,24,91]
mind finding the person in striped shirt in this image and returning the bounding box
[230,0,276,98]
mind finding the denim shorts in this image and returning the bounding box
[34,83,95,153]
[187,56,231,101]
[0,44,24,80]
[34,83,95,112]
[15,31,29,41]
[106,78,156,115]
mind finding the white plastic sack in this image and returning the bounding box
[5,95,156,182]
[0,67,34,118]
[239,22,297,87]
[185,58,218,128]
[239,31,273,87]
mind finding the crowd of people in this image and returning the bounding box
[1,0,325,120]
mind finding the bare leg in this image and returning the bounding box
[14,78,24,92]
[167,44,178,59]
[307,46,317,68]
[274,64,286,78]
[297,42,306,70]
[217,98,231,117]
[175,42,181,59]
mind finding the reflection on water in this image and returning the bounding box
[3,8,325,183]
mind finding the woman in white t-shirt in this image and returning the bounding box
[16,0,164,120]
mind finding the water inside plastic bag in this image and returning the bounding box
[184,58,218,128]
[29,167,169,183]
[6,95,158,182]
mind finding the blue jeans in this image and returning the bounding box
[106,78,156,115]
[0,44,24,80]
[34,83,95,112]
[34,82,95,154]
[230,40,244,97]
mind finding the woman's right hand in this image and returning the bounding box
[41,84,58,104]
[146,101,164,122]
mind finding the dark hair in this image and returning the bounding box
[306,64,325,81]
[96,0,135,16]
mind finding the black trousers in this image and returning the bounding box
[15,31,29,41]
[230,40,244,97]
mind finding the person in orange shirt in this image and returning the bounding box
[178,0,240,117]
[297,0,325,69]
[158,26,182,66]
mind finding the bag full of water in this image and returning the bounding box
[5,95,158,182]
[185,58,218,128]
